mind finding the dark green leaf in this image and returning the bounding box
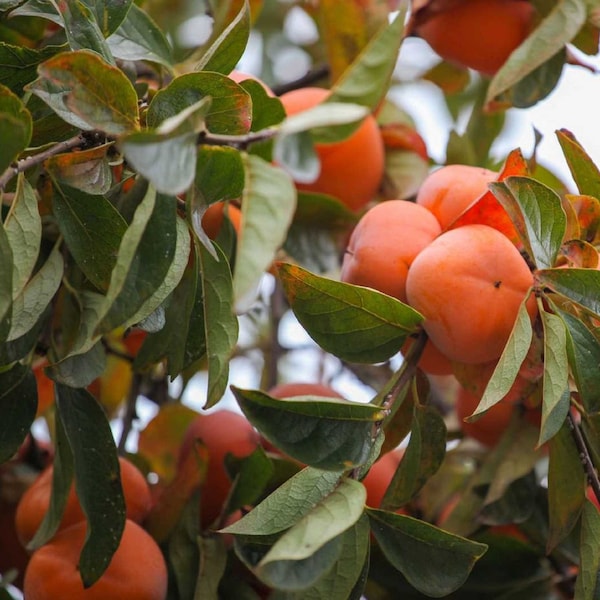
[8,0,62,23]
[536,268,600,317]
[575,500,600,600]
[241,79,285,132]
[0,363,36,463]
[232,387,383,470]
[199,241,238,408]
[0,307,49,366]
[0,84,32,170]
[478,471,538,526]
[538,310,570,445]
[147,72,251,135]
[107,3,172,68]
[81,0,132,36]
[194,534,227,600]
[556,129,600,199]
[0,43,63,95]
[193,145,245,206]
[222,467,343,536]
[53,183,128,291]
[558,308,600,413]
[193,1,249,74]
[381,404,446,510]
[26,49,139,135]
[233,155,296,311]
[0,225,12,341]
[367,510,487,598]
[546,420,585,552]
[49,342,106,388]
[276,262,423,363]
[55,383,125,587]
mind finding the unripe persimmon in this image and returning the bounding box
[279,87,385,212]
[178,410,260,528]
[416,164,497,231]
[412,0,536,76]
[341,200,441,303]
[15,456,152,548]
[23,519,167,600]
[406,224,537,364]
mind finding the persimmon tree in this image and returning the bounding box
[1,1,600,599]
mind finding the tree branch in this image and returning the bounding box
[272,64,331,96]
[568,410,600,503]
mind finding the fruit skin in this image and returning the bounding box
[416,164,497,231]
[362,449,404,509]
[23,519,167,600]
[279,87,385,212]
[228,69,274,96]
[177,410,260,529]
[341,200,441,303]
[402,337,454,376]
[412,0,536,76]
[15,456,152,548]
[268,382,344,400]
[201,201,242,240]
[406,224,537,364]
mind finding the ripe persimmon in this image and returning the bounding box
[362,449,404,509]
[15,456,152,548]
[268,381,344,400]
[406,224,537,364]
[177,410,260,528]
[279,87,385,212]
[416,164,497,231]
[23,519,167,600]
[201,201,242,240]
[341,200,441,303]
[401,336,453,376]
[411,0,536,76]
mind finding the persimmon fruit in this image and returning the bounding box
[268,382,344,400]
[228,69,275,96]
[401,336,454,376]
[178,410,260,528]
[412,0,536,76]
[362,449,404,509]
[23,519,167,600]
[15,456,152,548]
[416,164,497,231]
[201,201,242,240]
[279,87,385,212]
[341,200,441,303]
[406,224,537,364]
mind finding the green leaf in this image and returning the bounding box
[193,145,245,206]
[195,535,227,600]
[0,84,32,174]
[232,387,383,471]
[0,363,36,464]
[222,467,343,536]
[273,130,319,185]
[107,3,173,69]
[59,0,115,65]
[538,310,570,446]
[198,241,238,408]
[147,72,251,135]
[0,225,12,341]
[575,500,600,600]
[8,244,63,341]
[192,1,250,74]
[53,183,128,291]
[0,42,63,95]
[0,308,49,366]
[502,176,566,269]
[536,268,600,317]
[276,263,423,363]
[55,383,126,587]
[558,308,600,413]
[546,420,585,552]
[80,0,133,36]
[26,49,139,135]
[50,342,106,388]
[232,155,295,310]
[270,515,370,600]
[486,0,587,104]
[556,129,600,199]
[471,300,533,417]
[367,510,488,598]
[3,175,41,297]
[381,404,446,510]
[7,0,62,23]
[241,79,285,132]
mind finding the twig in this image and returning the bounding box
[0,133,86,191]
[567,409,600,503]
[198,127,278,151]
[272,64,331,96]
[117,373,143,455]
[264,279,286,390]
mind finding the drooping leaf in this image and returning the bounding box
[575,500,600,600]
[0,363,37,463]
[538,309,570,446]
[49,341,106,388]
[367,510,488,598]
[79,0,132,36]
[221,467,344,536]
[0,83,32,174]
[232,387,383,471]
[536,268,600,317]
[233,155,296,312]
[276,262,423,363]
[52,183,127,291]
[26,50,139,135]
[198,241,238,408]
[107,3,173,69]
[55,383,126,587]
[556,129,600,200]
[3,175,41,297]
[195,535,227,600]
[381,403,446,510]
[546,420,585,552]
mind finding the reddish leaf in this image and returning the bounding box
[558,240,599,269]
[568,194,600,244]
[380,123,428,161]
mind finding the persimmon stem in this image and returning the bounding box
[567,410,600,504]
[0,133,87,191]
